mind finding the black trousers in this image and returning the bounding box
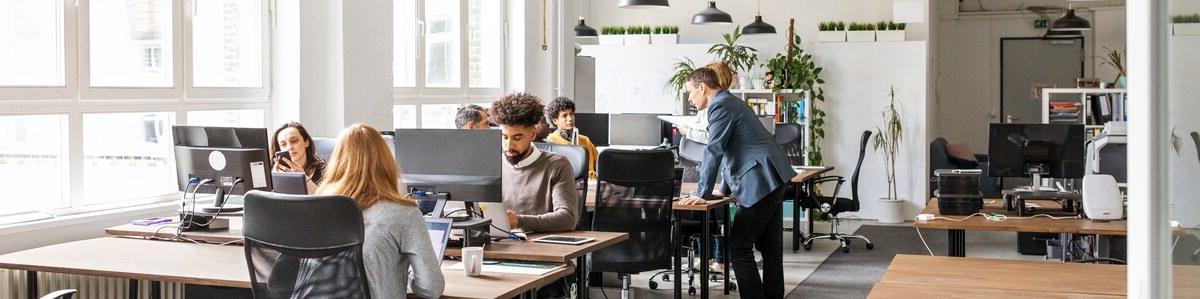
[729,186,786,299]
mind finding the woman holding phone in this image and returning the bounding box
[270,122,326,194]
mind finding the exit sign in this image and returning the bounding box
[1034,19,1049,28]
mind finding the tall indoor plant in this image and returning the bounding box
[708,26,758,89]
[873,87,904,223]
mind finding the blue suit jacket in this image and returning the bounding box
[694,91,799,207]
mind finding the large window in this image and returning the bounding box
[89,0,174,87]
[187,109,266,128]
[192,0,263,88]
[0,115,68,216]
[81,112,176,205]
[0,0,65,86]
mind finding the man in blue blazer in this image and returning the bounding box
[680,67,797,299]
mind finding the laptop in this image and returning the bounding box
[424,217,453,265]
[271,172,308,195]
[479,202,526,239]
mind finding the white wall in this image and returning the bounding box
[814,42,929,220]
[1168,36,1200,227]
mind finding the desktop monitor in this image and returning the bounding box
[609,114,669,146]
[394,129,503,203]
[987,123,1086,181]
[574,113,610,146]
[172,126,272,196]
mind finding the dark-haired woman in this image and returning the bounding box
[271,122,326,194]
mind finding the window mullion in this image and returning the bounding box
[459,0,468,93]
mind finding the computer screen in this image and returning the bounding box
[574,113,610,146]
[425,217,453,264]
[172,126,272,196]
[988,123,1085,179]
[609,114,668,146]
[394,129,503,203]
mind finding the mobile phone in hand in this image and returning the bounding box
[275,150,291,162]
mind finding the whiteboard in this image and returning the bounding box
[579,44,718,115]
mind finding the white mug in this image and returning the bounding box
[462,246,484,276]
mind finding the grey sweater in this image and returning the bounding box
[361,201,445,298]
[503,151,580,232]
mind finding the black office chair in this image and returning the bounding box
[38,289,77,299]
[591,149,676,298]
[800,130,875,253]
[774,123,804,166]
[242,191,371,299]
[534,142,591,230]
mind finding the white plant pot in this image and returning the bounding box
[651,34,678,45]
[1174,23,1200,36]
[738,75,751,90]
[878,198,905,224]
[599,35,624,45]
[876,30,906,42]
[624,34,650,45]
[847,31,875,42]
[817,31,846,42]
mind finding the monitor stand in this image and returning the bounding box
[1012,173,1059,193]
[200,187,243,213]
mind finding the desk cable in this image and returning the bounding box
[443,208,527,241]
[913,213,1083,256]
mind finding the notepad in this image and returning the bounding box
[446,261,561,276]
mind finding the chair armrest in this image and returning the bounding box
[40,289,78,299]
[809,176,846,204]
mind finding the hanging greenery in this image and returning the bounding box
[766,33,828,166]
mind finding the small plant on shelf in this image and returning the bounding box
[707,26,759,74]
[1173,13,1200,23]
[1099,47,1126,86]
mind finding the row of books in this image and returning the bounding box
[1047,93,1127,125]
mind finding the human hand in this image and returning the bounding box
[678,196,708,205]
[274,157,299,173]
[506,210,520,228]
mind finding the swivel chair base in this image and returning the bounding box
[800,216,875,253]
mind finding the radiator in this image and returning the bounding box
[2,269,186,299]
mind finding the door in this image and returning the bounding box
[1000,38,1084,124]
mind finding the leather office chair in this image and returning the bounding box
[38,289,77,299]
[800,131,876,253]
[242,191,370,299]
[534,142,591,230]
[591,149,676,298]
[774,123,804,166]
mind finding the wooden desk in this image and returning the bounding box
[106,217,245,244]
[869,255,1200,299]
[0,237,573,299]
[787,166,834,252]
[915,198,1127,257]
[443,231,627,264]
[868,281,1122,299]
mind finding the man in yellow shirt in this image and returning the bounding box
[543,97,599,178]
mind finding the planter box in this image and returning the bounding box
[651,34,678,45]
[599,35,624,45]
[847,31,875,42]
[876,30,906,42]
[817,31,846,42]
[1174,23,1200,36]
[624,34,650,45]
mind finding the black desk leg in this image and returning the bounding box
[673,210,682,299]
[701,210,711,299]
[792,184,801,252]
[151,281,162,299]
[948,229,966,257]
[26,270,37,299]
[576,255,588,299]
[723,204,731,295]
[128,279,139,299]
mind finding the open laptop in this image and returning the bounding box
[479,202,526,239]
[271,172,307,195]
[424,217,453,265]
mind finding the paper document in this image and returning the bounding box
[446,261,562,276]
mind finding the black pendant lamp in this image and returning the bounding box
[575,18,598,37]
[692,1,732,25]
[742,1,775,34]
[618,0,669,9]
[1050,5,1091,31]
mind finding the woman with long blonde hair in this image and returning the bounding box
[316,123,444,298]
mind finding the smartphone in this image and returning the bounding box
[275,150,291,161]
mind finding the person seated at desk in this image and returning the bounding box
[543,97,600,179]
[271,122,326,194]
[455,104,491,129]
[316,123,444,298]
[490,92,580,233]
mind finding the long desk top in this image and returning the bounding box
[106,217,246,244]
[914,198,1128,235]
[443,231,628,263]
[0,237,573,299]
[583,166,832,209]
[869,255,1200,298]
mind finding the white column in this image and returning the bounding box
[1126,0,1171,298]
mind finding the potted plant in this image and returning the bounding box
[877,21,906,42]
[1173,13,1200,36]
[847,22,875,42]
[708,26,758,89]
[872,87,904,224]
[600,26,624,45]
[817,21,846,42]
[765,32,828,166]
[1099,47,1126,88]
[665,57,696,113]
[625,25,650,45]
[652,25,679,45]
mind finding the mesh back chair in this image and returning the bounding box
[242,190,370,299]
[534,142,591,230]
[799,131,876,253]
[591,149,676,298]
[774,123,804,166]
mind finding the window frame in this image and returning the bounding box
[394,0,506,102]
[0,0,78,100]
[183,0,271,99]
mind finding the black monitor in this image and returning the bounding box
[609,113,670,146]
[172,126,272,204]
[574,113,610,146]
[394,129,503,203]
[988,123,1085,186]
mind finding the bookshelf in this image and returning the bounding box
[1040,88,1127,134]
[728,88,810,164]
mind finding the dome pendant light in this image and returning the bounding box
[1050,3,1092,31]
[575,17,598,37]
[742,0,775,34]
[618,0,669,9]
[692,1,732,25]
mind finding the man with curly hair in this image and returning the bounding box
[490,92,579,233]
[543,97,599,178]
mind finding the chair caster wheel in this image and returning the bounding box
[649,281,658,290]
[866,243,875,250]
[727,282,737,291]
[803,242,813,251]
[841,245,851,253]
[662,276,670,282]
[688,287,697,295]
